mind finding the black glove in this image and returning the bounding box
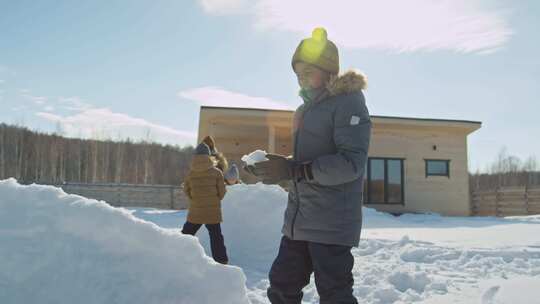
[243,164,257,176]
[247,154,314,184]
[251,154,292,184]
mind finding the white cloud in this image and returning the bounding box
[19,90,196,146]
[36,112,63,122]
[202,0,512,54]
[11,106,27,112]
[36,108,197,146]
[198,0,249,15]
[44,105,55,112]
[21,93,48,105]
[178,86,293,110]
[19,91,93,111]
[58,96,93,111]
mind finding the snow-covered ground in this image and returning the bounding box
[1,178,540,303]
[131,184,540,304]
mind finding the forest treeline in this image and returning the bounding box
[0,123,194,185]
[470,147,539,191]
[0,123,538,190]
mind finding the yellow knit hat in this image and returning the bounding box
[292,28,339,75]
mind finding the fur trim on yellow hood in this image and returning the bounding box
[326,70,367,97]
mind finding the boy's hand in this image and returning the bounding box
[243,164,258,176]
[244,154,314,184]
[252,154,293,184]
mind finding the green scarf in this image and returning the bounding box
[299,87,326,104]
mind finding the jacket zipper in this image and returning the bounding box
[290,133,301,240]
[290,101,316,240]
[289,90,329,240]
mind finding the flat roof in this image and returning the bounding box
[201,106,482,126]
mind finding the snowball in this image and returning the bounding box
[241,150,268,166]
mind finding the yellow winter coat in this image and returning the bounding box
[183,155,226,224]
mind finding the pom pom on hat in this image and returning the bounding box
[292,27,339,75]
[311,27,327,42]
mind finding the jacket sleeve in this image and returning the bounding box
[183,177,192,200]
[216,170,227,200]
[310,93,371,186]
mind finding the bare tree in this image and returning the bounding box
[471,147,540,191]
[523,156,538,172]
[114,143,125,183]
[0,124,4,179]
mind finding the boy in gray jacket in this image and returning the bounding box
[248,28,371,304]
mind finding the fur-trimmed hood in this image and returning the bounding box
[326,70,367,97]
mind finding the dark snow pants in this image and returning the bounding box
[181,221,229,264]
[267,236,357,304]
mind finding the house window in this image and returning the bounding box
[425,159,450,177]
[363,158,404,204]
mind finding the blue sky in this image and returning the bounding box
[0,0,538,172]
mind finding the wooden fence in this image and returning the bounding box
[471,186,540,217]
[59,182,189,210]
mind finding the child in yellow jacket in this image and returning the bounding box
[182,142,228,264]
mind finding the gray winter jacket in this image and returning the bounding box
[282,71,372,247]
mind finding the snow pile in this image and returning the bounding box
[134,182,288,284]
[241,150,268,166]
[0,178,249,304]
[220,183,286,281]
